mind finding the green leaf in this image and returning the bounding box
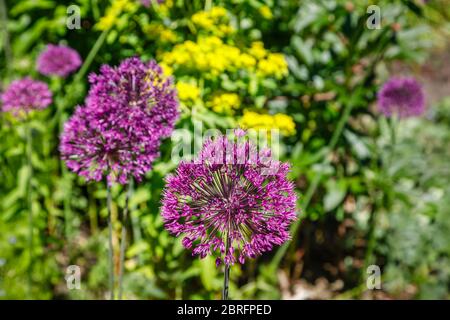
[291,36,313,66]
[324,179,347,212]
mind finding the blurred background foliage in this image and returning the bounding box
[0,0,449,299]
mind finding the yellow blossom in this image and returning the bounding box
[176,82,200,102]
[259,5,273,19]
[210,7,227,18]
[249,41,267,59]
[239,110,296,136]
[160,35,288,80]
[160,36,243,77]
[144,23,178,43]
[191,6,235,36]
[159,62,173,76]
[96,0,137,31]
[207,93,241,114]
[192,11,214,29]
[257,53,289,78]
[238,53,257,69]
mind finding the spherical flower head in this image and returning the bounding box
[60,57,179,185]
[161,132,297,266]
[37,44,82,77]
[60,102,161,185]
[377,77,425,118]
[87,57,179,139]
[1,77,52,115]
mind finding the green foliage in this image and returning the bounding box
[0,0,449,299]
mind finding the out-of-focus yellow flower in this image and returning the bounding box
[160,29,177,43]
[273,113,296,135]
[210,7,227,18]
[259,5,273,19]
[191,6,235,36]
[249,41,267,59]
[160,34,288,80]
[237,53,257,69]
[239,110,296,136]
[218,24,235,36]
[144,23,178,43]
[257,53,289,79]
[161,36,243,77]
[176,82,200,102]
[192,11,214,29]
[207,93,241,114]
[96,0,137,31]
[159,62,173,76]
[152,0,174,16]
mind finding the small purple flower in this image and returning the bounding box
[1,77,52,115]
[161,132,297,266]
[60,57,179,185]
[37,44,82,77]
[377,77,425,118]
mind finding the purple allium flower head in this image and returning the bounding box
[37,44,82,77]
[377,77,425,118]
[60,57,179,185]
[87,57,179,139]
[1,77,52,114]
[161,132,297,266]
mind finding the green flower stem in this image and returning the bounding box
[26,123,33,298]
[222,236,231,300]
[222,263,230,300]
[106,183,115,300]
[118,179,133,300]
[362,116,398,277]
[73,30,108,84]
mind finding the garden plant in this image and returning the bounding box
[0,0,449,300]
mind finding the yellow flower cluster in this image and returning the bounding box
[155,0,174,16]
[239,111,296,136]
[96,0,137,31]
[176,82,200,102]
[191,6,234,36]
[160,36,287,79]
[207,93,241,114]
[160,36,240,77]
[144,23,178,44]
[159,62,174,77]
[259,5,273,20]
[250,41,288,79]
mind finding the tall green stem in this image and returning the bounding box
[73,30,108,83]
[362,116,398,277]
[26,124,33,298]
[222,264,230,300]
[222,236,231,300]
[118,179,133,300]
[106,183,115,300]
